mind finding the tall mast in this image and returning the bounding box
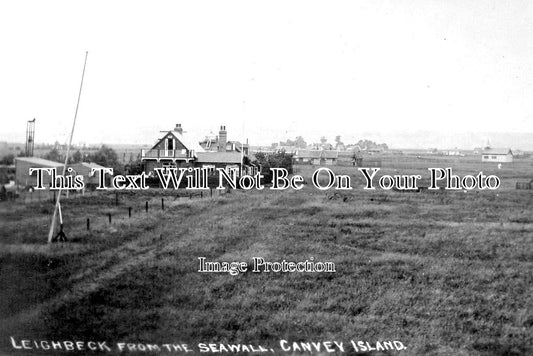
[48,51,89,243]
[25,118,35,157]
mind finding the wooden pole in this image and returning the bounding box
[48,51,88,243]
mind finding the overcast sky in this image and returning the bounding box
[1,1,532,147]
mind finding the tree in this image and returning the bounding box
[253,150,293,184]
[294,136,307,148]
[87,145,120,171]
[320,136,328,144]
[354,139,388,151]
[71,150,82,163]
[284,138,295,146]
[0,154,15,165]
[44,148,62,162]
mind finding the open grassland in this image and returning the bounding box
[1,157,532,355]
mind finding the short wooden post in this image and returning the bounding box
[145,201,148,212]
[86,218,90,231]
[210,188,213,197]
[128,207,132,218]
[201,191,203,198]
[108,213,112,224]
[161,198,164,210]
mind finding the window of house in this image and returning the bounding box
[483,156,489,159]
[492,156,497,159]
[167,138,174,150]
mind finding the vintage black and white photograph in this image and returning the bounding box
[1,1,532,355]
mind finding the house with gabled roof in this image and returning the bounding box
[293,149,339,165]
[481,147,513,163]
[141,124,257,176]
[141,124,204,173]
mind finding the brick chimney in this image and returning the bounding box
[174,123,183,134]
[218,125,227,152]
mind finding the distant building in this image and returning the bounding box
[293,149,338,165]
[345,144,362,153]
[481,148,513,163]
[15,157,63,187]
[445,150,464,157]
[366,147,385,154]
[199,131,249,155]
[68,162,106,186]
[274,145,298,154]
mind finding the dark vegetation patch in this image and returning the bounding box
[0,253,78,318]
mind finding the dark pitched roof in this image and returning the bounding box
[152,130,205,153]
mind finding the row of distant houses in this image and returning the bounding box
[290,146,514,165]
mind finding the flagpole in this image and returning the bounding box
[48,51,88,243]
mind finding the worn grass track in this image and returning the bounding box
[1,185,532,355]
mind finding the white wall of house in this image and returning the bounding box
[481,154,513,163]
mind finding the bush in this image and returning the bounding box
[253,150,293,183]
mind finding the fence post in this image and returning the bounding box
[108,213,112,224]
[161,198,164,211]
[128,207,132,218]
[210,188,213,197]
[145,201,148,212]
[87,218,90,231]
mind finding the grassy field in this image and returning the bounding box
[0,156,532,355]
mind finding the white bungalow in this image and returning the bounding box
[481,148,513,163]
